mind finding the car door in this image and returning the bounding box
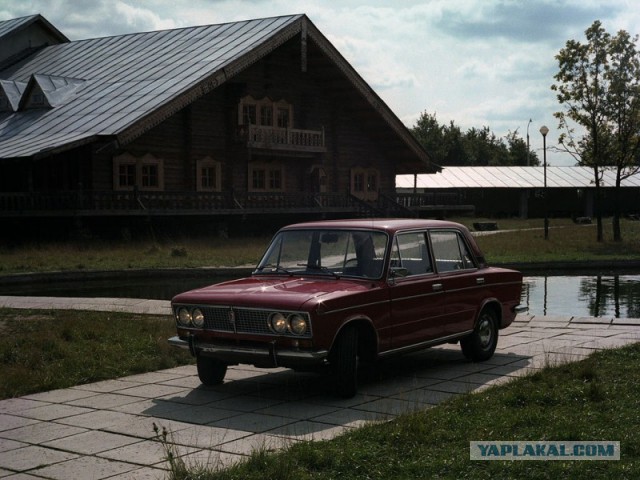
[429,229,483,335]
[388,230,447,349]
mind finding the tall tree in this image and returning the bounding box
[553,21,640,242]
[411,112,539,167]
[552,21,610,242]
[606,29,640,241]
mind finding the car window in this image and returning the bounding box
[429,230,476,272]
[256,229,387,278]
[390,231,433,276]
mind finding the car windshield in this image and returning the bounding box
[255,229,388,279]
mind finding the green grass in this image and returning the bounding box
[455,217,640,264]
[0,218,639,275]
[0,236,270,275]
[165,344,640,480]
[0,308,193,399]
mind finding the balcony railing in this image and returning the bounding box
[245,125,326,152]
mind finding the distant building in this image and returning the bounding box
[396,166,640,218]
[0,14,435,237]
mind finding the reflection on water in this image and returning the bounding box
[521,273,640,318]
[1,271,639,319]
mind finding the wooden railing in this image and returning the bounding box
[246,125,325,152]
[0,191,470,217]
[0,191,367,216]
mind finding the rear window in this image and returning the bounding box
[429,230,476,272]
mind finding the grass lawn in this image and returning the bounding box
[0,218,639,275]
[0,308,193,399]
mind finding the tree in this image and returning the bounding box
[606,29,640,241]
[552,21,640,242]
[411,112,540,167]
[552,21,610,242]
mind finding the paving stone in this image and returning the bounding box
[0,422,86,444]
[34,455,135,480]
[43,430,141,455]
[0,445,78,471]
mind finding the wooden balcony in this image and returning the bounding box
[244,125,326,152]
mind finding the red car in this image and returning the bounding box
[169,219,524,397]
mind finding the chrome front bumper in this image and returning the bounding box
[168,335,328,368]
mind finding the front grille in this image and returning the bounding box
[175,304,311,338]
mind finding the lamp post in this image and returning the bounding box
[539,125,549,240]
[526,118,532,166]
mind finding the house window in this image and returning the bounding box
[260,105,273,126]
[196,157,221,192]
[118,164,136,188]
[141,164,159,188]
[277,107,289,128]
[113,153,164,191]
[367,172,377,192]
[351,167,379,201]
[242,104,257,125]
[239,96,293,127]
[353,173,365,192]
[252,169,265,190]
[269,169,282,190]
[249,162,284,192]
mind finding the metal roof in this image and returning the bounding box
[0,14,68,43]
[0,15,303,158]
[396,166,640,189]
[0,13,433,169]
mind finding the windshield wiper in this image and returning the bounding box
[297,263,340,279]
[256,264,293,275]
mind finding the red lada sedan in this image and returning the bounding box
[169,219,524,398]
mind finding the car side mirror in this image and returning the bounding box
[388,266,409,285]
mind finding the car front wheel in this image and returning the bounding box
[196,354,228,386]
[460,309,498,361]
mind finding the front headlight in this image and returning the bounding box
[192,308,205,328]
[177,307,191,326]
[288,314,307,335]
[269,312,288,333]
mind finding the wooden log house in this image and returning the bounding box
[0,13,437,236]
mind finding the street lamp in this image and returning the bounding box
[539,125,549,240]
[526,118,532,166]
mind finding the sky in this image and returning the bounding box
[1,0,638,166]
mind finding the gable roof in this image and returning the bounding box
[397,166,640,189]
[0,14,68,43]
[0,13,433,170]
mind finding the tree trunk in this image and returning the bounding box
[613,170,622,241]
[591,166,603,242]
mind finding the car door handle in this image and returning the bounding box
[432,283,443,291]
[476,278,485,285]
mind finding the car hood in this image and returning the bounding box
[171,275,379,311]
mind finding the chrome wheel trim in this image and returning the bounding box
[478,316,493,348]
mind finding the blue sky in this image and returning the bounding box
[2,0,638,166]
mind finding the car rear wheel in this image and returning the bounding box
[196,354,228,386]
[460,309,498,361]
[330,325,359,398]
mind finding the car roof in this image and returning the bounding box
[279,218,466,233]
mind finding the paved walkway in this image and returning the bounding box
[1,296,639,479]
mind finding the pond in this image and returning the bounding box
[1,270,639,319]
[521,273,640,319]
